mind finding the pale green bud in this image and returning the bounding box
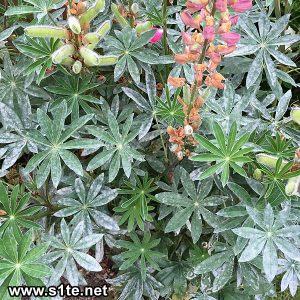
[131,3,139,14]
[25,26,69,39]
[256,153,288,169]
[95,20,111,41]
[79,0,105,25]
[285,176,300,196]
[68,16,81,34]
[79,46,100,66]
[136,21,152,35]
[111,3,129,28]
[253,168,262,180]
[72,60,83,74]
[61,57,75,66]
[98,55,118,66]
[52,44,75,64]
[291,107,300,126]
[84,33,101,49]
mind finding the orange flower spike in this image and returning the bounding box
[168,76,186,88]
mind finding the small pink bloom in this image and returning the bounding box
[229,15,239,25]
[209,52,221,64]
[181,32,192,45]
[150,28,163,44]
[231,0,252,12]
[186,0,204,12]
[180,10,199,29]
[221,32,240,46]
[203,26,215,42]
[216,0,227,12]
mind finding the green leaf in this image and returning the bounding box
[194,251,230,274]
[5,6,41,16]
[199,162,224,180]
[165,206,194,233]
[155,192,192,207]
[59,149,83,176]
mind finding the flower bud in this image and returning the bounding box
[177,151,184,160]
[256,153,288,169]
[253,168,262,180]
[25,25,68,39]
[95,20,111,40]
[170,143,179,152]
[61,57,75,66]
[98,55,118,66]
[84,33,101,49]
[291,107,300,126]
[72,60,83,74]
[131,3,139,14]
[111,3,129,28]
[52,44,75,64]
[285,176,300,196]
[136,21,153,35]
[184,125,193,135]
[80,0,105,25]
[79,46,100,66]
[68,16,82,34]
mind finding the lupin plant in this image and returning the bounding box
[166,0,252,160]
[24,0,118,71]
[1,0,300,298]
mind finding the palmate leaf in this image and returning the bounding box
[114,173,157,231]
[45,74,102,120]
[54,174,119,233]
[0,183,41,240]
[227,13,300,93]
[191,122,252,186]
[0,229,51,299]
[233,204,300,282]
[155,169,224,243]
[24,101,99,188]
[15,37,62,84]
[107,267,162,300]
[104,27,173,86]
[86,110,144,182]
[43,219,103,286]
[117,232,163,281]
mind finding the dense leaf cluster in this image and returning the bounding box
[0,0,300,299]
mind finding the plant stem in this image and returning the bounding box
[274,0,281,19]
[162,0,170,78]
[128,0,134,27]
[187,1,216,118]
[154,113,169,163]
[3,0,7,29]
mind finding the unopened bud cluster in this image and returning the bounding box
[24,0,118,72]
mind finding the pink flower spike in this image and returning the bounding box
[229,15,239,25]
[216,0,227,12]
[221,32,241,46]
[150,28,163,44]
[231,0,252,12]
[203,26,215,42]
